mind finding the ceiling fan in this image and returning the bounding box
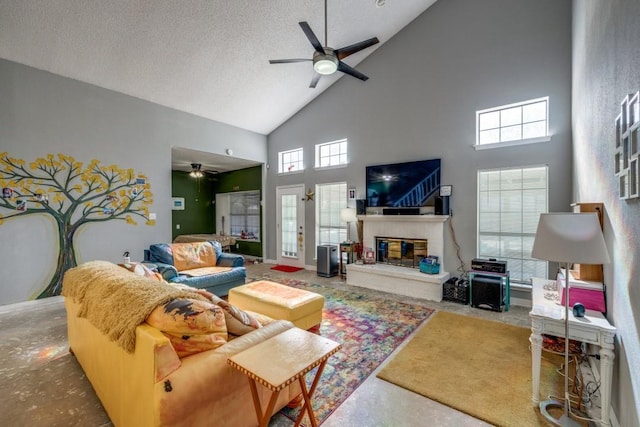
[188,163,220,178]
[269,0,380,88]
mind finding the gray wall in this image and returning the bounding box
[0,59,267,305]
[572,1,640,425]
[266,0,573,279]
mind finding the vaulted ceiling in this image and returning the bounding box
[0,0,437,137]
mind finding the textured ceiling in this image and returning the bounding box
[0,0,437,137]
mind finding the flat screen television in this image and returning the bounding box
[366,158,441,208]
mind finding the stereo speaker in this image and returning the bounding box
[435,196,450,215]
[471,274,504,312]
[383,207,420,215]
[356,199,366,215]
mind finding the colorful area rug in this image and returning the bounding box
[377,311,577,427]
[274,279,434,425]
[270,265,304,273]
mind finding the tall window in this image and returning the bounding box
[278,148,304,174]
[477,166,548,283]
[476,97,549,147]
[316,182,347,246]
[315,139,348,168]
[229,190,261,240]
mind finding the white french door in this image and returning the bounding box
[276,185,305,268]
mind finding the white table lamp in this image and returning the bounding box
[531,212,610,426]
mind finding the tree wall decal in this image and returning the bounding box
[0,152,155,298]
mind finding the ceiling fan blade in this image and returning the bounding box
[269,59,312,64]
[334,37,380,60]
[337,62,369,81]
[299,21,325,54]
[309,73,321,89]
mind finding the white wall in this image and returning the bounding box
[266,0,573,279]
[572,1,640,425]
[0,59,267,304]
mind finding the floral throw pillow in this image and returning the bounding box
[147,298,227,337]
[164,332,227,358]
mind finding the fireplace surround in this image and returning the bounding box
[346,215,449,301]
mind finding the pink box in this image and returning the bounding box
[560,286,606,313]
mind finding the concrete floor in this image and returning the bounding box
[0,260,533,426]
[248,261,532,427]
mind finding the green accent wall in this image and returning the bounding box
[171,171,215,240]
[213,165,263,257]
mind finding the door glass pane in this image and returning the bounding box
[281,194,297,257]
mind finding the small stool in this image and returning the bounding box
[229,280,324,331]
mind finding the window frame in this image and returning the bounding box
[278,147,304,175]
[475,97,550,150]
[228,190,261,241]
[315,139,349,170]
[476,165,549,284]
[315,182,347,249]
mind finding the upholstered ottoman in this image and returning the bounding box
[228,280,324,331]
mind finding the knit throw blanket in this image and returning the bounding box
[61,260,208,353]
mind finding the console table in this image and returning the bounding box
[529,278,616,426]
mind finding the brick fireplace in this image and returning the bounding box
[346,215,450,301]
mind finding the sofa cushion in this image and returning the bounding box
[146,298,227,337]
[118,262,164,281]
[208,294,262,336]
[179,266,232,277]
[148,241,224,267]
[171,242,218,271]
[164,332,227,358]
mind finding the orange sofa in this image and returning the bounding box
[63,261,300,427]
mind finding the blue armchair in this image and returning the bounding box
[143,240,246,296]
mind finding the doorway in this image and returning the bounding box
[276,184,306,268]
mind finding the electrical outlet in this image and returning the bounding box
[149,213,156,220]
[176,224,180,229]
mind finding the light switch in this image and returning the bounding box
[149,213,157,220]
[176,224,180,229]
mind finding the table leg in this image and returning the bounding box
[599,332,616,427]
[530,318,543,405]
[247,378,280,427]
[294,359,330,427]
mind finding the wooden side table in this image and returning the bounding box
[227,328,341,427]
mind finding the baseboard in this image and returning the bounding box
[0,295,64,314]
[509,296,531,308]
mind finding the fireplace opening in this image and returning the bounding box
[375,237,428,268]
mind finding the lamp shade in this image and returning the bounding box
[340,208,357,223]
[531,213,610,264]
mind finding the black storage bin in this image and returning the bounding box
[442,278,469,304]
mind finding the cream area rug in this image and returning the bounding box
[377,311,578,427]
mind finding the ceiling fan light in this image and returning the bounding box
[190,163,204,178]
[313,55,338,75]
